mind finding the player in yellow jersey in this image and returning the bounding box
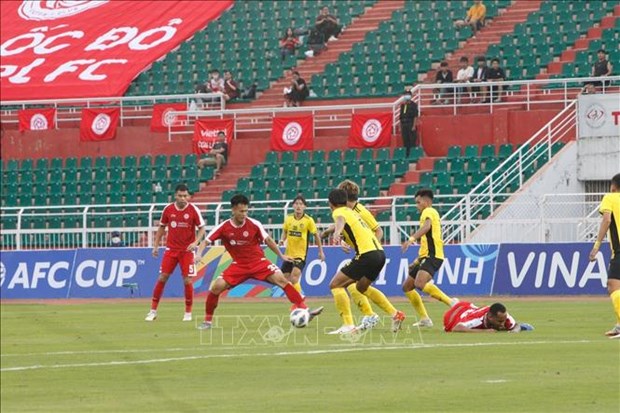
[326,189,405,334]
[402,188,457,328]
[589,173,620,339]
[280,196,325,295]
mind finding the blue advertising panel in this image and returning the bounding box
[493,243,610,295]
[0,250,76,299]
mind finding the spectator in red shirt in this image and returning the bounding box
[223,70,239,102]
[206,70,225,94]
[280,27,300,62]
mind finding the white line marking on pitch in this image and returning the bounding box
[0,340,593,372]
[484,379,508,383]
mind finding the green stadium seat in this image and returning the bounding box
[446,146,461,159]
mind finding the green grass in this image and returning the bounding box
[1,298,619,413]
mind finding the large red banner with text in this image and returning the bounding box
[270,116,314,151]
[193,119,234,155]
[348,113,393,148]
[150,103,187,132]
[80,108,120,141]
[18,108,56,132]
[0,1,233,100]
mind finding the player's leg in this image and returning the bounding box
[199,277,231,329]
[605,258,620,338]
[328,271,356,333]
[414,258,454,306]
[403,260,431,325]
[346,283,376,317]
[289,264,303,293]
[266,270,307,310]
[180,251,196,321]
[146,251,177,321]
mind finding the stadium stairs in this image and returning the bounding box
[422,0,543,83]
[241,0,405,108]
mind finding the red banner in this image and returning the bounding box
[18,108,56,132]
[150,103,187,132]
[193,119,234,155]
[348,113,393,148]
[0,1,233,100]
[270,116,314,151]
[80,108,120,141]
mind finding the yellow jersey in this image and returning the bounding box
[332,206,383,255]
[352,202,380,233]
[599,193,620,259]
[283,213,318,260]
[418,207,445,260]
[467,3,486,20]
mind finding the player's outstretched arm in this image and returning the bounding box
[188,226,207,251]
[319,224,336,240]
[451,323,497,333]
[402,218,431,252]
[265,236,293,262]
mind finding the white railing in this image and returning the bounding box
[0,93,224,127]
[0,192,605,250]
[442,100,578,243]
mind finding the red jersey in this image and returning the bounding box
[444,302,516,332]
[206,217,270,265]
[159,203,205,251]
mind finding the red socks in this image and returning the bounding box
[184,282,193,313]
[205,291,220,322]
[151,280,166,310]
[283,283,307,309]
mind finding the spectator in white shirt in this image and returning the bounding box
[455,56,474,103]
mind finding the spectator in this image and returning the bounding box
[280,28,301,62]
[223,70,239,102]
[486,58,506,102]
[284,71,308,107]
[455,1,486,37]
[581,83,597,95]
[315,6,341,41]
[306,27,327,57]
[197,131,228,173]
[109,231,125,247]
[434,61,454,104]
[206,70,225,94]
[455,56,474,103]
[588,49,613,92]
[399,90,419,157]
[472,56,488,103]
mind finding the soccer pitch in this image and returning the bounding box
[1,298,618,413]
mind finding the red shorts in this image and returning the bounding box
[221,258,279,287]
[443,301,474,332]
[160,249,195,276]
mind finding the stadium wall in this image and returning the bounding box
[0,244,610,299]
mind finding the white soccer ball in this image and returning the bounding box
[290,308,310,328]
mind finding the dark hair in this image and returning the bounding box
[477,56,486,63]
[175,183,189,193]
[212,69,220,74]
[292,71,300,76]
[597,49,606,54]
[459,56,469,63]
[612,173,620,189]
[328,189,348,206]
[218,131,226,137]
[440,61,448,67]
[415,188,434,200]
[489,303,507,315]
[230,194,249,206]
[292,195,307,206]
[491,58,500,64]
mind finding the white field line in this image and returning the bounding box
[0,340,594,372]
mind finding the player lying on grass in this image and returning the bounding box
[326,189,406,334]
[195,194,323,330]
[443,301,534,333]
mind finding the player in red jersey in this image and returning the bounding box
[145,184,206,322]
[443,301,533,333]
[195,194,323,329]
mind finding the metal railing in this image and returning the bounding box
[442,99,578,243]
[0,192,606,250]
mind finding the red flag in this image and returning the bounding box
[80,108,120,141]
[193,119,234,155]
[18,108,56,132]
[150,103,187,132]
[270,116,314,151]
[348,113,393,148]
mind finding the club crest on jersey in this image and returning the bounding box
[184,214,189,219]
[170,221,177,228]
[243,231,249,237]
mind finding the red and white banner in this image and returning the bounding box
[193,119,234,155]
[0,1,233,100]
[150,103,187,132]
[18,108,56,132]
[348,113,393,148]
[270,116,314,151]
[80,108,120,141]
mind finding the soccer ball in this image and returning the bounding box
[290,308,310,328]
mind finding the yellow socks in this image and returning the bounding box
[611,289,620,324]
[363,286,397,316]
[292,282,302,293]
[347,284,375,316]
[405,290,429,319]
[422,283,452,306]
[331,288,354,325]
